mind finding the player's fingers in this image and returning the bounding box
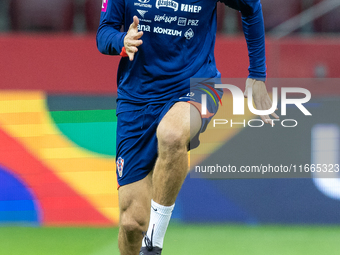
[262,103,278,122]
[125,35,143,45]
[126,47,138,61]
[261,98,273,111]
[258,100,276,125]
[272,107,279,119]
[127,52,134,61]
[271,111,279,119]
[126,45,138,53]
[125,33,143,48]
[129,16,139,29]
[133,15,139,25]
[263,99,279,119]
[260,115,270,124]
[128,23,135,31]
[134,31,144,40]
[126,39,143,47]
[264,117,275,126]
[268,118,275,126]
[258,102,270,124]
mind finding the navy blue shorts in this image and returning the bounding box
[116,84,223,187]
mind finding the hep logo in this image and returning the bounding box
[117,157,124,177]
[102,0,108,12]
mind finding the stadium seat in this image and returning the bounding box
[261,0,301,31]
[85,0,102,32]
[9,0,75,32]
[216,2,226,33]
[314,1,340,33]
[85,0,226,33]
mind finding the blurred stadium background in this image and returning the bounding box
[0,0,340,254]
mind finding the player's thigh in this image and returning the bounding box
[157,102,202,144]
[118,173,152,231]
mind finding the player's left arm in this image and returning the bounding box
[219,0,279,124]
[240,0,279,124]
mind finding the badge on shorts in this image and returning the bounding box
[117,157,124,177]
[102,0,108,12]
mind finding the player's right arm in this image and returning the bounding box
[96,0,143,61]
[96,0,126,55]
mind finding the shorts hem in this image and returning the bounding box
[117,172,150,189]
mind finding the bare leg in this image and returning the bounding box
[118,173,152,255]
[153,102,201,205]
[120,102,201,254]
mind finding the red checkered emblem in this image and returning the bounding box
[117,157,124,177]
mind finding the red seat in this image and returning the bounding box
[85,0,102,32]
[9,0,75,32]
[261,0,301,31]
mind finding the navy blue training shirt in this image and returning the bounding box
[97,0,266,113]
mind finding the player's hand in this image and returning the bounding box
[244,78,279,125]
[124,16,143,61]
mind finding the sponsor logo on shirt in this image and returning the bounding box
[184,28,194,40]
[101,0,108,12]
[154,14,177,24]
[156,0,179,12]
[188,19,199,26]
[180,4,202,13]
[137,9,148,18]
[177,17,187,26]
[138,24,151,32]
[137,10,152,22]
[179,92,195,100]
[134,0,152,9]
[154,26,182,36]
[177,17,199,26]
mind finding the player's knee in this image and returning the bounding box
[157,124,188,151]
[121,219,142,236]
[120,211,146,240]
